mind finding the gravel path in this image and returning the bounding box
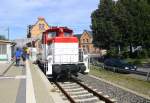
[78,74,150,103]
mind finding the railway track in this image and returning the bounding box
[54,77,116,103]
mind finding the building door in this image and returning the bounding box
[0,44,7,61]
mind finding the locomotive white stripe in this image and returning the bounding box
[53,43,79,63]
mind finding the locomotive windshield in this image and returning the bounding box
[64,32,71,37]
[48,32,56,38]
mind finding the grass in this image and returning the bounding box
[90,65,150,97]
[124,58,150,65]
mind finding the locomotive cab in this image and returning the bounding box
[40,27,89,78]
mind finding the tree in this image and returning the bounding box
[117,0,150,57]
[91,0,119,50]
[0,35,6,40]
[91,0,150,58]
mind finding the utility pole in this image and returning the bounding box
[8,27,9,40]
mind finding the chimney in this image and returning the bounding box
[38,17,44,20]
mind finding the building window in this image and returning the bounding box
[0,44,7,55]
[83,39,85,43]
[86,45,89,52]
[86,39,88,43]
[39,24,45,30]
[83,45,85,48]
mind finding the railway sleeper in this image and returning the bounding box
[61,94,105,103]
[59,83,77,86]
[72,94,95,100]
[96,101,106,103]
[71,93,93,98]
[65,87,84,92]
[75,96,99,103]
[67,89,88,93]
[69,90,89,95]
[62,85,80,89]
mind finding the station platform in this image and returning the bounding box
[0,61,64,103]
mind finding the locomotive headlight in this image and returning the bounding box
[125,67,129,70]
[84,57,88,61]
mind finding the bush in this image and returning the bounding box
[122,52,130,58]
[107,48,118,58]
[132,60,142,65]
[137,49,148,59]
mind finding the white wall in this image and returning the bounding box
[7,44,12,62]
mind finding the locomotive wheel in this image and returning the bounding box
[52,74,57,79]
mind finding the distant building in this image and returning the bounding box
[26,17,50,53]
[13,38,38,48]
[75,30,100,54]
[0,40,15,63]
[27,17,50,38]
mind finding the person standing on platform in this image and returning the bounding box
[25,47,30,60]
[22,47,26,66]
[15,48,21,66]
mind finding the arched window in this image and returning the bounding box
[39,24,45,30]
[86,39,88,43]
[83,39,85,43]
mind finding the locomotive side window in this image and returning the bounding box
[48,32,56,38]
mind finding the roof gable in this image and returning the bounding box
[81,30,93,39]
[30,17,50,37]
[31,17,49,31]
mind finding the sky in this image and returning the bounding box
[0,0,99,40]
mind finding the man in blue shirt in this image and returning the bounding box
[15,48,22,66]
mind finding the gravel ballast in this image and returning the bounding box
[78,74,150,103]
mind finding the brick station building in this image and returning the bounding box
[75,30,101,54]
[27,17,50,38]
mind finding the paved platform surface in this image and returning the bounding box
[0,61,62,103]
[0,63,25,103]
[0,62,12,75]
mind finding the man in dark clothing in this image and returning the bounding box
[21,47,27,66]
[15,48,22,66]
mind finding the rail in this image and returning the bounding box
[54,81,76,103]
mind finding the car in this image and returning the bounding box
[104,58,137,73]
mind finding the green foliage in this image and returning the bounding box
[91,0,150,58]
[91,0,119,49]
[107,48,118,57]
[128,59,142,65]
[137,49,148,59]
